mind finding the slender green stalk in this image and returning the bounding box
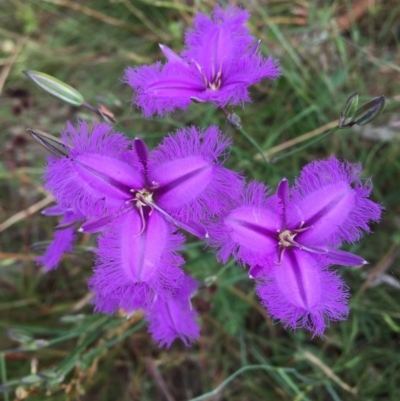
[0,353,9,401]
[238,126,270,164]
[188,364,312,401]
[271,128,338,163]
[220,108,270,164]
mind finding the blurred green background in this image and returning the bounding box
[1,0,400,400]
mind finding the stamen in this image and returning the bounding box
[135,201,147,237]
[274,248,286,266]
[128,187,155,236]
[194,61,208,87]
[274,222,313,264]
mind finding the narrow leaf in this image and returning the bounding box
[23,70,84,106]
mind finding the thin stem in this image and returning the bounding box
[238,126,270,164]
[82,101,117,124]
[220,108,270,164]
[271,128,337,163]
[256,120,338,161]
[0,353,9,401]
[188,364,313,401]
[82,101,99,114]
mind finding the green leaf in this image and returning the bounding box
[23,70,84,106]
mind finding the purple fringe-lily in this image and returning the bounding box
[209,157,382,336]
[39,121,243,347]
[124,5,280,116]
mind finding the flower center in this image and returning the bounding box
[127,185,159,236]
[275,222,312,265]
[194,60,223,91]
[278,229,298,248]
[132,188,154,209]
[208,72,222,91]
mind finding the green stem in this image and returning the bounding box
[238,126,270,164]
[188,364,312,401]
[220,108,269,164]
[271,127,338,163]
[0,353,9,401]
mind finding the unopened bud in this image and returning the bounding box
[353,95,386,126]
[226,112,242,129]
[339,92,358,127]
[97,103,116,123]
[23,70,84,106]
[27,129,70,157]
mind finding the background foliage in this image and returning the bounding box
[1,0,399,400]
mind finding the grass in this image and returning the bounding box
[1,0,400,400]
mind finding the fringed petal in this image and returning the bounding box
[61,121,129,156]
[124,62,204,117]
[36,209,81,271]
[90,210,185,314]
[146,274,200,348]
[256,249,349,336]
[44,121,144,217]
[37,226,75,271]
[149,126,243,222]
[196,55,281,107]
[290,157,382,246]
[182,6,253,81]
[208,181,280,268]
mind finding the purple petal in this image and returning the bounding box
[133,137,149,174]
[325,248,367,267]
[149,126,243,222]
[159,44,184,63]
[79,206,132,233]
[248,39,261,56]
[182,6,253,82]
[44,121,145,216]
[124,62,204,117]
[290,157,382,246]
[223,55,281,86]
[276,178,289,228]
[196,55,280,107]
[208,181,280,267]
[90,210,185,313]
[256,249,349,336]
[148,201,208,239]
[37,227,75,271]
[146,274,200,348]
[41,204,66,216]
[61,121,128,156]
[37,210,80,271]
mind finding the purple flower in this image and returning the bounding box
[124,6,280,116]
[210,158,382,336]
[146,274,200,347]
[44,121,242,316]
[37,205,83,271]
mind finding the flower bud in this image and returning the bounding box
[353,95,386,126]
[23,70,84,106]
[339,92,358,127]
[27,128,70,157]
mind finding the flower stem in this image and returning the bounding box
[238,125,270,164]
[270,127,338,163]
[220,108,270,164]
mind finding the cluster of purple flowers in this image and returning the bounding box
[38,6,382,347]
